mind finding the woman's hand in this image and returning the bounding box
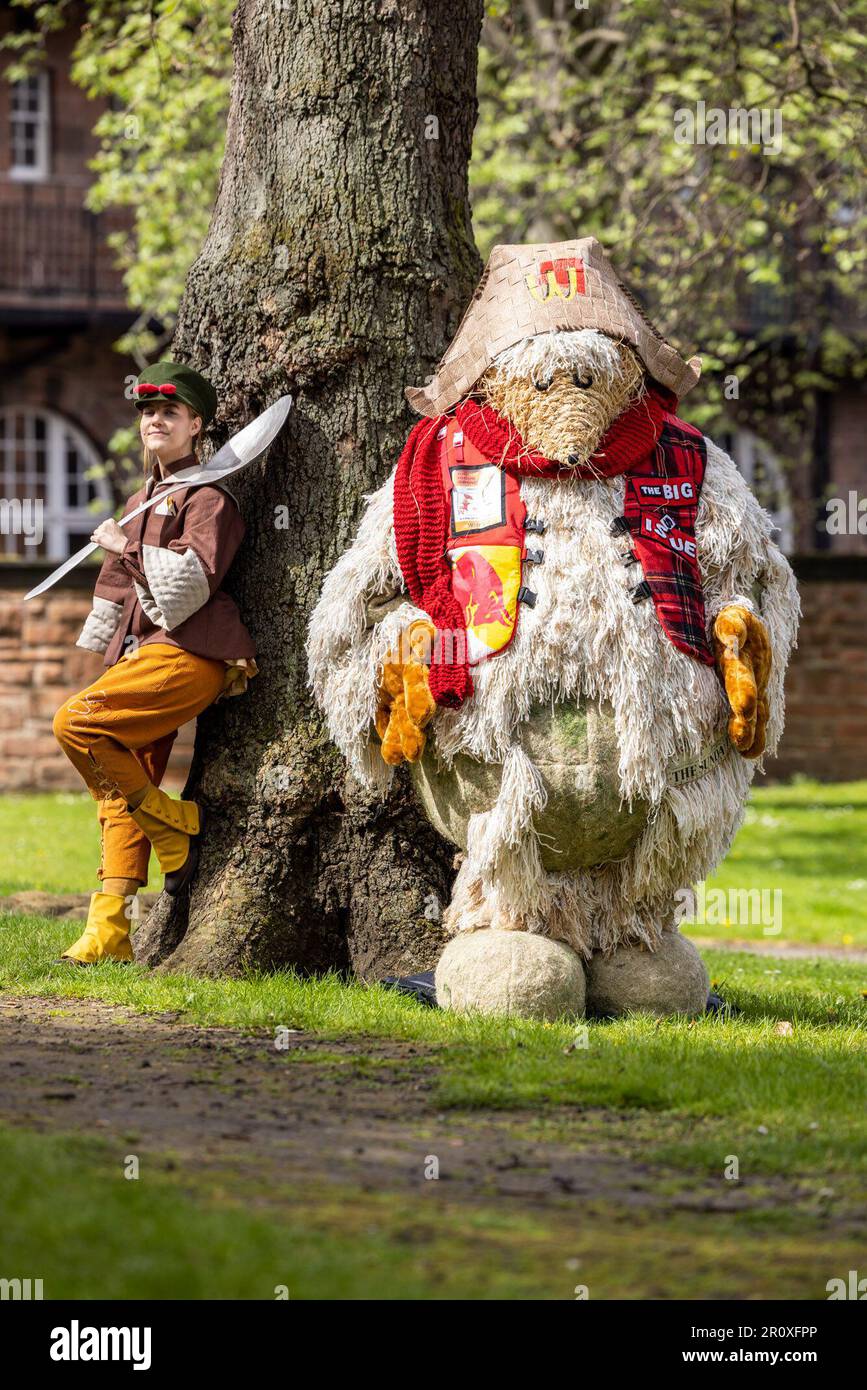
[91,518,128,555]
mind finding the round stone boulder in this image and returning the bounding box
[411,698,648,873]
[435,929,586,1021]
[585,930,709,1018]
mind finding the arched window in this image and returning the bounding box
[0,407,112,561]
[719,427,795,554]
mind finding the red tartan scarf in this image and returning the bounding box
[393,385,712,710]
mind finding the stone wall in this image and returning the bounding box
[768,556,867,783]
[0,566,193,791]
[0,558,865,791]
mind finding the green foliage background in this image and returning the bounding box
[4,0,866,443]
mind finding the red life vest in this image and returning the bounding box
[436,411,713,668]
[439,418,533,665]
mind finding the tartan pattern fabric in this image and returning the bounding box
[622,415,715,665]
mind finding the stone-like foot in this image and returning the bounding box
[435,928,586,1021]
[585,929,708,1018]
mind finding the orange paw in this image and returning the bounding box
[713,605,772,759]
[375,620,437,766]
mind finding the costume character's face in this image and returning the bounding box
[478,329,644,469]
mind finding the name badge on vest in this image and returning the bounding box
[450,463,506,535]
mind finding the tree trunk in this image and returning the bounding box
[135,0,483,977]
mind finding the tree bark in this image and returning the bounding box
[135,0,483,977]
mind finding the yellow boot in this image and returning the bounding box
[128,784,203,896]
[60,892,134,965]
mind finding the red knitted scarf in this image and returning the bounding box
[393,385,676,708]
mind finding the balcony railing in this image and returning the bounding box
[0,182,129,307]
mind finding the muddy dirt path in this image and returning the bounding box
[0,992,831,1222]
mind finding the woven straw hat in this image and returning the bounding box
[406,237,701,417]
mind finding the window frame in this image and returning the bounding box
[721,426,795,554]
[0,405,112,561]
[8,70,51,182]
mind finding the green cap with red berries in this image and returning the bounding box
[132,361,218,426]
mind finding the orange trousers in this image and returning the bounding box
[53,643,227,884]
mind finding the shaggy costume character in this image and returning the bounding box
[308,239,800,1019]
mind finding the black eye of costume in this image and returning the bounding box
[573,373,593,389]
[534,377,552,392]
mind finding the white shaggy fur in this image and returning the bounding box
[461,745,550,931]
[306,472,429,797]
[489,329,641,390]
[306,354,800,955]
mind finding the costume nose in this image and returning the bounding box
[567,453,580,465]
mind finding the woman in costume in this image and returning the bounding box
[53,362,257,964]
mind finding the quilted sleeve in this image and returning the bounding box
[75,595,124,654]
[124,486,243,632]
[76,492,139,648]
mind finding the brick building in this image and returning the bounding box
[0,13,137,557]
[0,10,192,788]
[0,11,865,788]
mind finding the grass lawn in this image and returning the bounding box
[3,778,864,946]
[0,917,865,1297]
[0,1124,596,1301]
[1,779,865,1298]
[1,915,864,1150]
[0,791,161,895]
[3,1118,862,1301]
[680,779,867,950]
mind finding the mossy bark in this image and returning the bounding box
[136,0,483,976]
